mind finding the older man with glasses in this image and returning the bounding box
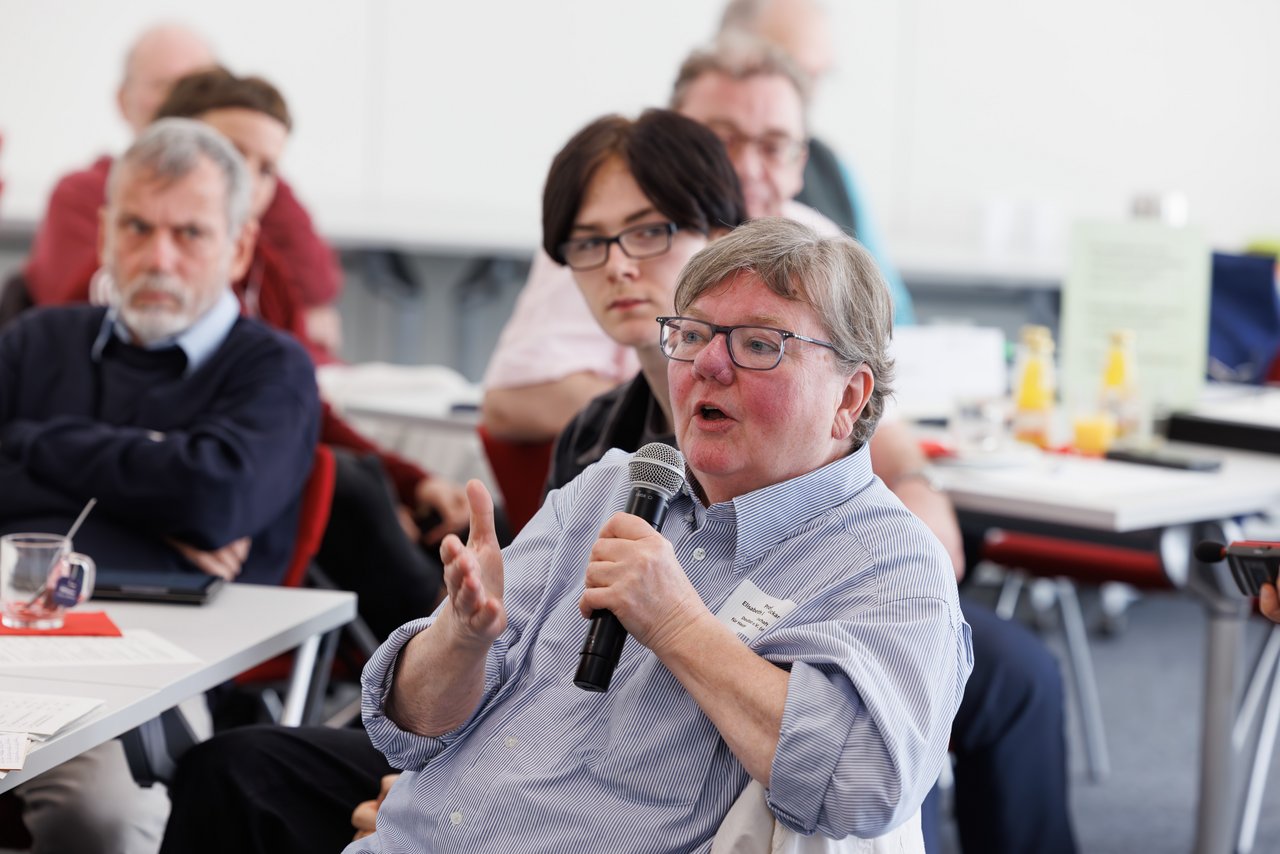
[3,118,320,854]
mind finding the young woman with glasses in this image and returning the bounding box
[541,109,748,489]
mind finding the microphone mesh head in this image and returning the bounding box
[629,442,686,498]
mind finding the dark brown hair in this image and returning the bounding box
[542,109,747,263]
[155,67,292,131]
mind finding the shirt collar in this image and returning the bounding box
[682,445,876,571]
[91,289,240,377]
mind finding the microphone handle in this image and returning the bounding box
[574,487,671,692]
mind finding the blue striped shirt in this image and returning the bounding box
[348,445,971,854]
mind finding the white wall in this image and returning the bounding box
[1,0,1276,263]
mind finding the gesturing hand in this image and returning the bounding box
[437,480,507,649]
[579,512,706,654]
[1261,582,1280,624]
[414,477,471,545]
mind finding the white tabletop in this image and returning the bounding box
[930,444,1280,533]
[1179,383,1280,429]
[0,584,355,792]
[317,362,495,490]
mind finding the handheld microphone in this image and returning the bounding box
[1196,539,1280,597]
[575,442,686,693]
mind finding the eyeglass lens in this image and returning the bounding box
[561,223,674,270]
[706,122,802,165]
[661,318,786,370]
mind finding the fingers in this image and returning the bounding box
[441,536,491,621]
[579,585,608,619]
[396,505,423,541]
[600,511,656,541]
[208,552,241,581]
[229,537,251,562]
[464,480,498,549]
[351,799,377,839]
[423,489,469,545]
[377,773,400,802]
[1262,584,1280,623]
[168,539,242,581]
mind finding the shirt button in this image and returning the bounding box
[685,513,694,523]
[505,736,518,749]
[450,811,463,826]
[693,547,706,561]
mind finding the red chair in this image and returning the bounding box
[280,444,337,588]
[477,425,554,535]
[978,528,1172,783]
[234,444,342,725]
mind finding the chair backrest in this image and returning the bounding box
[282,443,337,588]
[232,443,340,721]
[477,425,553,535]
[1208,252,1280,384]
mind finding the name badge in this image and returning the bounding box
[715,579,797,641]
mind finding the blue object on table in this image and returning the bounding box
[1208,252,1280,384]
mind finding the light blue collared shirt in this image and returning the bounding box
[350,445,972,853]
[90,289,240,376]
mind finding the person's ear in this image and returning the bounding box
[228,219,259,281]
[831,364,873,441]
[708,225,732,242]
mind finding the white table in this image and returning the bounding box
[316,362,495,491]
[931,444,1280,854]
[0,584,355,793]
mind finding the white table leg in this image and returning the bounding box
[281,633,322,727]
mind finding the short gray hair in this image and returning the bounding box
[107,117,251,233]
[669,34,811,120]
[717,0,769,35]
[673,217,895,450]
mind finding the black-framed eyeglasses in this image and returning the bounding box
[704,121,807,167]
[558,221,680,271]
[656,316,839,371]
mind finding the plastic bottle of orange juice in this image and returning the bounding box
[1099,329,1141,443]
[1013,325,1056,448]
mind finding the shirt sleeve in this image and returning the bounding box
[258,179,343,307]
[361,466,610,770]
[359,615,507,771]
[481,250,638,389]
[760,555,971,837]
[23,167,105,306]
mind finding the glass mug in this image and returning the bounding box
[0,533,96,629]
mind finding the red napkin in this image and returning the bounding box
[0,611,123,637]
[918,439,956,460]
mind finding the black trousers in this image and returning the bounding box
[159,724,390,854]
[316,449,444,641]
[922,598,1077,854]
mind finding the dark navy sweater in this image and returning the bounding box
[0,305,321,584]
